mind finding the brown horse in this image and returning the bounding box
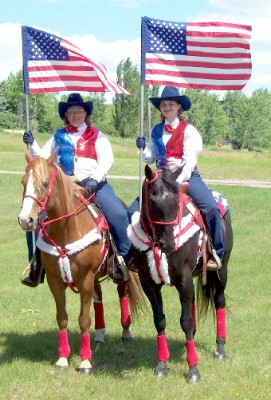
[18,152,143,373]
[128,165,233,382]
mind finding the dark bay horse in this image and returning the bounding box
[18,152,144,373]
[128,165,233,382]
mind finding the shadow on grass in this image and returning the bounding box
[0,329,216,375]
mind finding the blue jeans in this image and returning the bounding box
[94,180,132,263]
[187,170,224,260]
[126,171,224,261]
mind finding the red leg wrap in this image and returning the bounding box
[186,339,198,367]
[120,297,131,326]
[157,335,170,362]
[191,302,196,331]
[58,330,70,358]
[216,308,226,339]
[80,333,92,361]
[94,302,105,330]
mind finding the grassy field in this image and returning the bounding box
[0,131,271,399]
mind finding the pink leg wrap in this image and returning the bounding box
[157,335,170,362]
[186,339,198,367]
[191,302,196,331]
[80,333,92,361]
[94,302,105,330]
[120,297,131,326]
[216,308,226,339]
[58,330,70,358]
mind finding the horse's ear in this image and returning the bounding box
[145,165,154,180]
[48,150,58,166]
[25,149,32,163]
[171,165,185,181]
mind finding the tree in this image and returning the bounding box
[221,90,271,150]
[185,89,228,145]
[113,58,141,138]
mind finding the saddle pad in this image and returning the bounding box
[211,190,229,217]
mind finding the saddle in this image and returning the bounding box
[179,183,226,275]
[86,202,130,283]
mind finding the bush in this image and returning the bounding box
[0,112,19,129]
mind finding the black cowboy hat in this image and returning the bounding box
[149,86,191,111]
[58,93,93,119]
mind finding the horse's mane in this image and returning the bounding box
[30,158,81,213]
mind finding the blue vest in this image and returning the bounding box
[54,129,75,176]
[151,122,166,168]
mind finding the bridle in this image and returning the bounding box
[23,162,57,215]
[22,162,98,253]
[140,169,181,242]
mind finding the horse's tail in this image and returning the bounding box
[126,272,148,318]
[196,273,216,320]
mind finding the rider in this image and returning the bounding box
[129,86,224,270]
[21,93,132,286]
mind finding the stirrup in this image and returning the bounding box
[114,256,130,283]
[207,249,222,271]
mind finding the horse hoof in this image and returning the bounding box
[214,351,226,361]
[187,365,201,383]
[94,340,105,347]
[76,367,93,375]
[155,361,168,378]
[121,336,133,343]
[55,357,69,369]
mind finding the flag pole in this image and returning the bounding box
[25,93,37,263]
[139,84,144,209]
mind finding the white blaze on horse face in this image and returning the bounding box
[161,189,169,201]
[18,170,38,230]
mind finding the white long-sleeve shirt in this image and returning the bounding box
[28,123,114,183]
[141,117,202,185]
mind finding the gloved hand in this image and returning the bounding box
[136,136,146,150]
[78,177,98,195]
[167,157,183,173]
[23,131,34,145]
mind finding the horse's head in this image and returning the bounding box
[18,151,58,231]
[141,165,181,254]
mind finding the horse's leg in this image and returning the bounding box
[213,267,228,360]
[46,274,70,369]
[76,275,94,374]
[139,275,169,377]
[93,281,106,344]
[117,281,133,342]
[177,272,201,383]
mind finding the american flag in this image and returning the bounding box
[141,16,252,90]
[22,25,129,95]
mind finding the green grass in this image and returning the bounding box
[1,131,271,399]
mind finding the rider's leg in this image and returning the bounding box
[21,231,45,287]
[126,196,140,223]
[94,181,132,279]
[187,170,224,268]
